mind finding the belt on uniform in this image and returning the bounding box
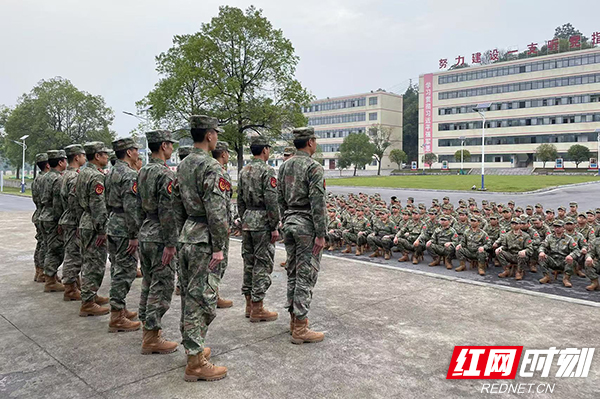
[188,215,208,223]
[289,205,311,211]
[146,213,159,221]
[246,206,266,211]
[111,207,124,214]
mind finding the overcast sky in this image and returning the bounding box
[1,0,598,137]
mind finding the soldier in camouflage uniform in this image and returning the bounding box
[529,215,551,273]
[423,216,459,269]
[564,217,588,278]
[394,210,425,264]
[277,126,326,345]
[326,208,343,250]
[105,137,143,333]
[342,207,372,255]
[538,220,579,287]
[518,216,541,273]
[77,142,111,317]
[367,210,396,260]
[174,116,229,381]
[32,153,50,282]
[39,150,68,292]
[137,130,179,354]
[486,215,502,267]
[456,216,491,275]
[59,144,87,301]
[584,236,600,291]
[494,218,533,281]
[237,136,280,322]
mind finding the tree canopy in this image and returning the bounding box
[567,144,591,168]
[402,83,418,162]
[535,143,558,168]
[389,149,407,170]
[454,149,471,163]
[368,124,392,175]
[338,133,375,176]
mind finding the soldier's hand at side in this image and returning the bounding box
[209,251,224,271]
[492,243,498,249]
[495,247,502,255]
[539,252,546,260]
[518,250,527,258]
[312,236,326,256]
[414,239,420,247]
[585,257,593,267]
[444,242,451,248]
[478,247,484,253]
[393,237,399,245]
[270,230,280,244]
[126,239,139,256]
[565,255,573,264]
[95,234,107,247]
[404,233,409,237]
[162,246,176,266]
[582,248,587,255]
[455,244,462,251]
[426,240,432,248]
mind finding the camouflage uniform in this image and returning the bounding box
[585,237,600,281]
[539,232,579,277]
[238,138,280,303]
[457,227,491,264]
[59,145,85,284]
[326,216,343,245]
[277,127,326,320]
[367,218,397,251]
[106,138,143,312]
[423,224,459,259]
[213,141,233,289]
[138,131,178,331]
[76,143,110,303]
[394,217,425,256]
[174,117,229,356]
[32,154,48,276]
[39,150,67,277]
[342,215,371,246]
[494,227,533,272]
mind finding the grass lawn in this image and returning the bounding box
[0,186,32,197]
[326,175,600,192]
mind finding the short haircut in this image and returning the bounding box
[293,138,309,149]
[48,158,61,168]
[191,127,209,143]
[110,159,116,166]
[115,149,128,160]
[67,154,77,163]
[36,161,48,171]
[148,142,162,153]
[250,145,267,156]
[211,149,225,159]
[86,153,95,162]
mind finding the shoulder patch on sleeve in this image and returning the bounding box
[218,177,229,192]
[167,181,173,194]
[132,181,137,194]
[94,183,104,195]
[270,177,277,188]
[323,179,326,189]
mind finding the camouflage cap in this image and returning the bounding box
[553,219,565,227]
[283,146,296,156]
[526,205,533,210]
[178,145,193,158]
[586,209,595,215]
[569,201,578,207]
[510,218,520,224]
[578,212,587,218]
[439,215,449,221]
[564,217,575,224]
[535,203,543,208]
[411,209,420,215]
[83,141,110,155]
[46,149,67,160]
[502,209,511,213]
[557,205,566,211]
[469,216,480,222]
[189,115,224,132]
[432,198,439,204]
[35,153,48,163]
[443,196,450,200]
[442,204,452,210]
[112,137,139,152]
[418,203,426,209]
[596,208,600,214]
[508,200,515,205]
[530,215,540,222]
[249,135,271,147]
[64,144,85,156]
[215,141,230,152]
[489,215,498,220]
[546,208,555,214]
[428,208,438,215]
[519,216,529,223]
[458,209,467,215]
[515,207,524,212]
[481,200,488,205]
[292,126,316,140]
[146,130,176,144]
[407,197,414,202]
[107,150,116,161]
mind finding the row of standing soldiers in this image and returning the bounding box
[30,118,328,382]
[324,195,600,291]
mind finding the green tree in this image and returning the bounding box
[3,77,114,177]
[422,152,437,169]
[368,124,392,176]
[567,144,591,168]
[402,83,418,162]
[338,133,375,176]
[535,143,558,168]
[389,148,407,170]
[139,5,313,173]
[454,149,471,163]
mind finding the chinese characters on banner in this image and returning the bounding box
[439,32,600,70]
[423,74,433,154]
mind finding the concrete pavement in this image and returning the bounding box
[1,210,600,398]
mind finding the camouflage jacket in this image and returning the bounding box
[540,234,580,259]
[585,237,600,260]
[396,219,425,241]
[427,226,459,246]
[523,227,542,247]
[565,230,587,251]
[277,150,327,237]
[494,230,533,255]
[452,220,470,237]
[39,168,64,223]
[237,158,280,232]
[223,168,233,227]
[106,160,142,239]
[58,166,82,227]
[347,216,372,234]
[390,213,403,227]
[31,170,46,224]
[372,219,396,238]
[485,224,502,243]
[138,157,178,246]
[76,163,108,233]
[327,217,342,231]
[460,228,491,251]
[532,223,552,241]
[576,223,595,242]
[498,218,513,234]
[173,148,229,252]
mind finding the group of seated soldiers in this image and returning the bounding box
[324,193,600,292]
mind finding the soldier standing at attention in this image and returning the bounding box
[211,141,234,308]
[59,144,87,301]
[105,138,143,333]
[77,142,111,317]
[138,130,179,354]
[278,146,296,267]
[174,115,229,381]
[277,126,326,345]
[39,150,68,293]
[238,136,281,322]
[32,153,50,283]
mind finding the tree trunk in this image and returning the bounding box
[16,166,20,179]
[377,160,381,176]
[237,147,244,175]
[353,165,357,176]
[543,161,546,168]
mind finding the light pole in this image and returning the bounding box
[123,107,152,165]
[12,134,29,193]
[421,143,426,175]
[473,103,491,190]
[459,135,465,175]
[595,128,600,176]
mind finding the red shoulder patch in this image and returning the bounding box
[323,179,327,189]
[94,184,104,195]
[167,181,173,194]
[270,177,277,188]
[132,181,138,194]
[218,177,228,192]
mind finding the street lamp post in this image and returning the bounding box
[12,135,29,193]
[459,135,466,175]
[421,143,426,175]
[473,103,491,191]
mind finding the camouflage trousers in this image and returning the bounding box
[241,230,275,302]
[497,250,528,272]
[427,243,455,259]
[326,230,342,245]
[108,236,138,311]
[367,234,394,250]
[61,225,82,284]
[539,254,574,276]
[397,237,423,255]
[283,221,322,320]
[41,221,64,277]
[343,231,368,246]
[178,243,218,356]
[80,228,108,303]
[456,247,487,263]
[34,222,46,271]
[585,260,600,280]
[139,241,175,330]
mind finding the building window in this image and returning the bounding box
[369,112,378,121]
[369,97,378,106]
[438,112,600,131]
